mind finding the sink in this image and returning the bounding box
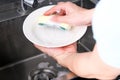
[0,54,69,80]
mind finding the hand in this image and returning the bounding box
[44,2,94,26]
[34,42,77,66]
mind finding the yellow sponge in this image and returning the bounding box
[37,15,72,30]
[38,15,51,23]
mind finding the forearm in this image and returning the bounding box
[76,8,95,26]
[58,51,94,78]
[57,45,120,79]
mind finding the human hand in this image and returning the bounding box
[34,42,77,66]
[44,2,94,26]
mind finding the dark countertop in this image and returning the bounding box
[0,0,49,22]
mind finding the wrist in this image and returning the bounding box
[87,9,95,26]
[81,8,94,26]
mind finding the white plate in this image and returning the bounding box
[23,5,87,47]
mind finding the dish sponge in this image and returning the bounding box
[37,15,72,30]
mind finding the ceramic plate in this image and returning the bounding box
[23,5,87,47]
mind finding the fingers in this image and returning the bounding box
[34,44,47,52]
[34,42,77,53]
[50,15,66,23]
[64,42,77,49]
[44,2,66,16]
[44,6,58,16]
[34,44,55,56]
[64,42,77,53]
